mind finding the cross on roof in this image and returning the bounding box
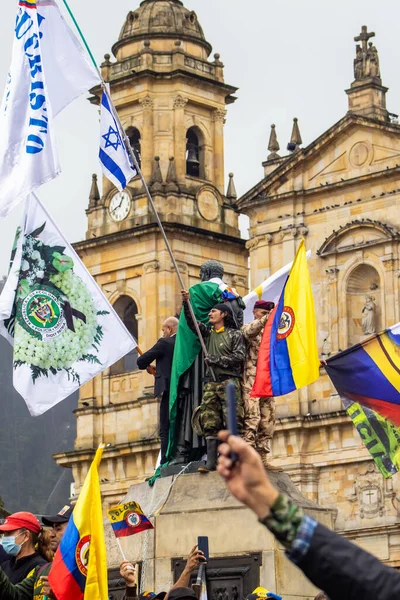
[354,26,375,52]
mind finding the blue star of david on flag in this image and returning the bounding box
[102,126,122,151]
[99,92,138,191]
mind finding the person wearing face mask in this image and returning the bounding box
[137,316,179,464]
[0,503,72,599]
[0,512,51,584]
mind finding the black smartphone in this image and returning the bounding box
[197,536,209,562]
[226,381,238,436]
[226,381,239,464]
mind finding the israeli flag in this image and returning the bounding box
[99,92,137,190]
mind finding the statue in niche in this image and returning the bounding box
[362,295,377,335]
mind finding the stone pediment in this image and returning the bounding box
[237,114,400,209]
[317,220,400,257]
[307,135,400,187]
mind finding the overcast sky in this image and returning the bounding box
[0,0,399,276]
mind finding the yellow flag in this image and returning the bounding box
[82,445,108,600]
[49,444,108,600]
[252,239,319,397]
[285,239,320,388]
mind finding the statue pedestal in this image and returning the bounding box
[106,472,335,600]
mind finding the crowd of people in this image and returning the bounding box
[2,437,400,599]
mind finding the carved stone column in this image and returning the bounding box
[142,259,160,350]
[325,266,340,355]
[381,254,396,325]
[173,95,188,182]
[213,109,227,194]
[139,95,154,181]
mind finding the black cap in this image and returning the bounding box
[42,504,73,526]
[169,589,197,600]
[212,302,233,315]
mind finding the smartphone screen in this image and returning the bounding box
[197,536,209,561]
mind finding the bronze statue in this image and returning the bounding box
[168,260,244,468]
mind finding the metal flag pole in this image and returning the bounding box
[61,0,216,380]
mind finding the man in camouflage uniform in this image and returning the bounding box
[181,290,246,472]
[242,300,279,469]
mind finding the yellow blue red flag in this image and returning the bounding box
[49,445,108,600]
[107,501,154,538]
[251,240,319,397]
[325,325,400,477]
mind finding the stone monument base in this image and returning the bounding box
[106,471,335,600]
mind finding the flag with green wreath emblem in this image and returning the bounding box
[0,194,136,416]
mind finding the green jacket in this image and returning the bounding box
[0,563,50,600]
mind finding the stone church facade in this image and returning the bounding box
[238,26,400,567]
[54,1,400,570]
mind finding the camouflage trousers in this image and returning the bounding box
[243,394,276,455]
[196,378,245,437]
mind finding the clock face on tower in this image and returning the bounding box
[109,191,131,222]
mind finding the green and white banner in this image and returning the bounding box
[0,194,136,416]
[344,399,400,478]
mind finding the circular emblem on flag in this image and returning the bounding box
[17,284,66,342]
[277,306,295,339]
[126,511,142,528]
[76,535,91,576]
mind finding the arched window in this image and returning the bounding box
[186,127,204,178]
[126,127,141,169]
[111,296,139,374]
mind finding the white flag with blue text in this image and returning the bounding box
[0,194,137,416]
[0,0,100,219]
[99,91,138,190]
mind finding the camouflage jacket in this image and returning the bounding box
[0,562,51,600]
[241,314,269,389]
[183,302,245,378]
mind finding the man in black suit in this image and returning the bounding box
[137,317,178,464]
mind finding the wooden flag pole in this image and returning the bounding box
[61,0,216,381]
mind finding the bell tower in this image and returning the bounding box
[54,0,248,506]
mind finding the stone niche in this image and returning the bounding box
[346,263,381,347]
[105,472,335,600]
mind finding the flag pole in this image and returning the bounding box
[116,538,127,561]
[60,0,215,379]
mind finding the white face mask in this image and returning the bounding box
[1,531,26,556]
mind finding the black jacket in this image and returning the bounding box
[297,521,400,600]
[137,336,176,397]
[0,552,47,584]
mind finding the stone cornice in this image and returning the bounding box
[89,69,238,107]
[240,164,400,214]
[53,437,160,468]
[74,221,246,253]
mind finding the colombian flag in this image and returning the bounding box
[19,0,36,8]
[49,446,108,600]
[107,501,154,538]
[326,324,400,426]
[251,240,319,397]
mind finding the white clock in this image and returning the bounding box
[109,191,131,222]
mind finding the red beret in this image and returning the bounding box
[0,512,41,534]
[254,300,275,311]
